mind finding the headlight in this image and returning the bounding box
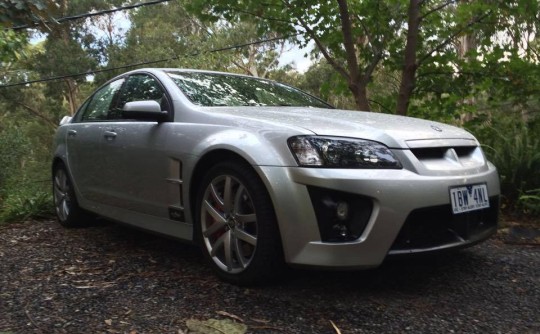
[288,136,402,169]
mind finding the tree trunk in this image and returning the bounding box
[247,45,259,77]
[292,0,373,111]
[336,0,371,111]
[456,34,476,59]
[64,78,79,115]
[396,0,421,116]
[351,83,370,111]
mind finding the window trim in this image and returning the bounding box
[112,72,174,122]
[72,71,175,124]
[73,76,127,123]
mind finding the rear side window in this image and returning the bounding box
[80,79,125,121]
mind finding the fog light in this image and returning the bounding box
[333,223,349,238]
[336,201,349,220]
[308,186,373,242]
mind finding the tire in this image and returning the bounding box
[52,164,89,227]
[195,161,285,285]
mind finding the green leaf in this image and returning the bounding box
[186,318,248,334]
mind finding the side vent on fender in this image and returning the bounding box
[167,159,185,222]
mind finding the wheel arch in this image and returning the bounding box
[188,149,281,238]
[189,150,251,228]
[51,157,67,175]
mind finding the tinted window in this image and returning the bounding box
[166,71,331,108]
[108,74,169,120]
[81,79,124,121]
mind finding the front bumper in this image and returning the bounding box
[257,164,500,269]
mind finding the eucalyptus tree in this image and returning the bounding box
[106,0,284,82]
[0,0,55,64]
[116,0,215,69]
[189,0,405,111]
[188,0,538,117]
[209,21,287,78]
[29,0,126,114]
[0,0,56,28]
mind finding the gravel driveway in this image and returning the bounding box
[0,220,538,333]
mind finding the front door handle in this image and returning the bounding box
[67,130,77,137]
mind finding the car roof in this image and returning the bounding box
[128,68,260,80]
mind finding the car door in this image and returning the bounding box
[98,73,173,218]
[66,78,125,203]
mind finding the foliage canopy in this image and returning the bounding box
[0,0,539,221]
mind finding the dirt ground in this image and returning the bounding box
[0,219,538,333]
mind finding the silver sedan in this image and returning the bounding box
[52,69,500,285]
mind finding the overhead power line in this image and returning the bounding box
[0,34,298,88]
[8,0,173,31]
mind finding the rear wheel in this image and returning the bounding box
[52,165,88,227]
[195,161,285,285]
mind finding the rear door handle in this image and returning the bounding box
[67,130,77,137]
[104,131,117,139]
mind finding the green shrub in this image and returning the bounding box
[0,186,54,223]
[471,117,540,214]
[0,124,55,224]
[519,189,540,216]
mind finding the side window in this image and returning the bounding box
[73,99,90,122]
[81,79,125,121]
[111,74,170,120]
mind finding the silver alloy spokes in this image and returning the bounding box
[201,175,258,273]
[53,169,71,221]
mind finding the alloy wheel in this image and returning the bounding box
[200,175,258,273]
[53,168,72,222]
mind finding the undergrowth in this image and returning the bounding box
[0,125,54,224]
[0,186,53,223]
[469,114,540,221]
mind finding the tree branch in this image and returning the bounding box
[362,52,384,84]
[416,70,483,78]
[232,60,252,76]
[227,5,295,25]
[273,0,350,80]
[290,16,349,80]
[355,14,381,58]
[417,10,492,66]
[368,98,393,113]
[262,41,286,78]
[420,0,458,21]
[16,102,58,129]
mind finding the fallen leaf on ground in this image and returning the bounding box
[186,318,247,334]
[330,320,342,334]
[216,310,244,323]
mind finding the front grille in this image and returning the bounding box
[410,146,476,160]
[390,196,499,252]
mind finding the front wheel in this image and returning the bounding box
[195,161,285,285]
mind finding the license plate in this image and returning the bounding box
[450,184,490,214]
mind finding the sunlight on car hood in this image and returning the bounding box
[203,107,476,148]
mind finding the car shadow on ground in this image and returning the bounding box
[79,218,487,296]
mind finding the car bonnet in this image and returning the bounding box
[204,107,477,149]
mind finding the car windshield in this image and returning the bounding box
[166,71,332,108]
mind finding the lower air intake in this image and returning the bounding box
[390,196,499,253]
